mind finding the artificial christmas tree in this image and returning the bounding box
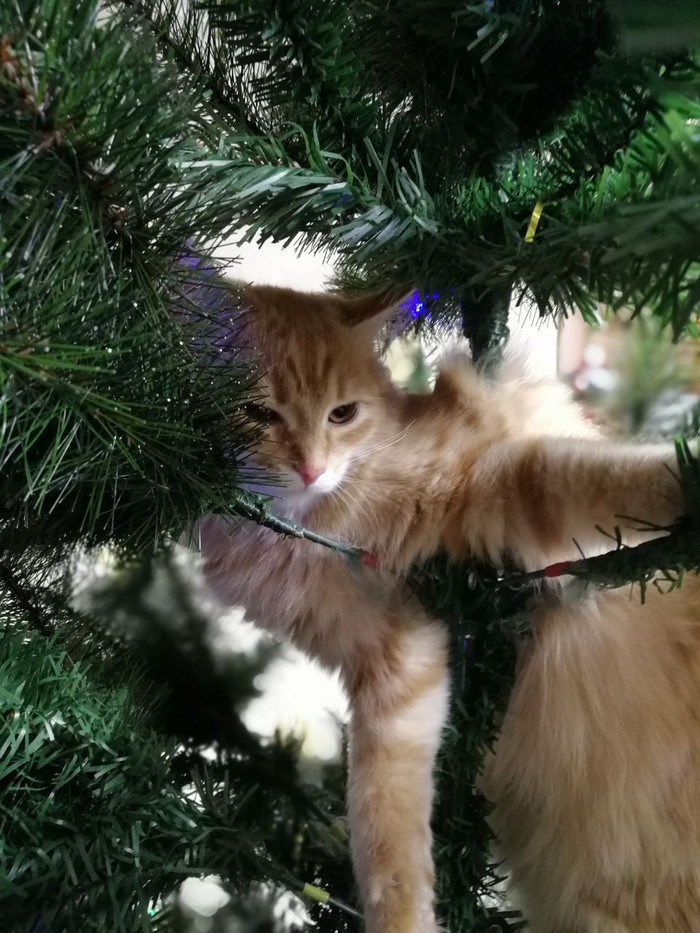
[2,0,700,930]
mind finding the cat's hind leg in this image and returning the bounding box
[344,617,449,933]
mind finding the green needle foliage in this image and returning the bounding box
[0,543,353,933]
[0,623,347,933]
[0,1,348,930]
[413,557,532,932]
[136,0,700,338]
[0,0,263,556]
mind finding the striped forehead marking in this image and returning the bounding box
[269,336,347,406]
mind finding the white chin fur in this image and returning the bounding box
[310,468,344,494]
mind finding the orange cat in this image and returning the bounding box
[197,285,700,933]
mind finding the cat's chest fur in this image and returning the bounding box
[197,510,417,668]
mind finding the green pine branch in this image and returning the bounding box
[0,626,347,932]
[0,0,272,552]
[122,0,700,337]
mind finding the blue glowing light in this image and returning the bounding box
[401,288,452,318]
[401,289,428,318]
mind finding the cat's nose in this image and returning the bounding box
[298,462,326,486]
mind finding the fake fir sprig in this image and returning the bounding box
[0,0,268,554]
[1,541,360,932]
[496,524,699,595]
[130,0,700,339]
[230,490,367,562]
[0,625,352,932]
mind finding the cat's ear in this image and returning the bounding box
[337,287,412,331]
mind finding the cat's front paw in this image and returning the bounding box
[364,870,439,933]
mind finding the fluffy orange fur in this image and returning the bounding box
[197,285,700,933]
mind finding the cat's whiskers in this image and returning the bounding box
[327,480,375,529]
[327,480,367,520]
[344,422,415,466]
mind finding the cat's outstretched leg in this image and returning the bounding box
[343,617,449,933]
[464,439,684,565]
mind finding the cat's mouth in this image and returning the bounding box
[241,470,345,522]
[300,467,345,495]
[241,463,346,505]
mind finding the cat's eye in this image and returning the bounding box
[242,403,282,425]
[329,403,358,425]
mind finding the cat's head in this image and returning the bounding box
[238,285,401,510]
